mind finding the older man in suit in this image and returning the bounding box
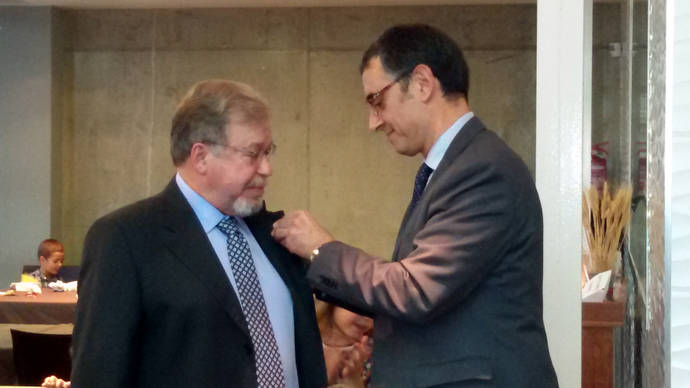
[70,80,326,388]
[272,25,559,387]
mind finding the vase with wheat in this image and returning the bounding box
[582,182,632,277]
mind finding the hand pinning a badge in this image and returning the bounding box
[271,210,335,259]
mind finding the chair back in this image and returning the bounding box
[20,265,80,282]
[10,329,72,385]
[21,265,39,276]
[58,266,80,282]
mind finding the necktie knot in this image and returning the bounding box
[217,216,241,237]
[411,163,434,209]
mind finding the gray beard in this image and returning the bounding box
[232,197,264,217]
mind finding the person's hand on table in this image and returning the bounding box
[271,210,334,258]
[42,375,71,388]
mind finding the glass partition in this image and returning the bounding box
[589,0,648,386]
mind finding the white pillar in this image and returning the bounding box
[536,1,591,386]
[668,1,689,387]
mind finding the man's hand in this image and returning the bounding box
[271,210,334,258]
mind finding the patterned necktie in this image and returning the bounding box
[410,162,434,211]
[217,216,286,388]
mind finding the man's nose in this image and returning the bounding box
[368,110,383,132]
[258,155,272,176]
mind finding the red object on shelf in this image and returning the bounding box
[636,141,646,195]
[591,142,608,191]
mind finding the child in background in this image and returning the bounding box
[30,239,65,287]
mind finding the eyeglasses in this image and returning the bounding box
[365,70,412,115]
[207,142,277,163]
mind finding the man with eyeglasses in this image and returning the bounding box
[273,25,559,387]
[71,80,326,388]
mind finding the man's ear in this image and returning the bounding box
[38,255,46,263]
[410,64,437,102]
[188,143,212,174]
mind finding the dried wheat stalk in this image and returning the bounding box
[582,182,632,275]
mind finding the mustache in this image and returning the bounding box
[247,176,267,188]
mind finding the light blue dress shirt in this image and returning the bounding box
[424,111,474,184]
[175,173,298,388]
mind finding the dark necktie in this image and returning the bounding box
[217,216,286,388]
[410,162,434,211]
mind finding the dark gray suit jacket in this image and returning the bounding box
[308,117,558,388]
[71,179,326,388]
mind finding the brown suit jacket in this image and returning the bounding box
[308,117,558,388]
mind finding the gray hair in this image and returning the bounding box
[170,79,269,166]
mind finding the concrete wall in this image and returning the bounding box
[0,7,59,288]
[57,5,543,262]
[1,4,624,278]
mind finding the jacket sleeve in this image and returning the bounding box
[307,156,518,324]
[70,216,141,388]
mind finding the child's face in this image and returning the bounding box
[40,250,64,277]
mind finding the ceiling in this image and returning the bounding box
[0,0,536,9]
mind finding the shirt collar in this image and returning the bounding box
[425,111,474,170]
[175,173,226,234]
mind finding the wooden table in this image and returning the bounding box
[582,300,625,388]
[0,291,77,324]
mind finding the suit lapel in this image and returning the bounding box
[244,210,302,299]
[392,201,416,260]
[154,179,250,337]
[431,116,485,180]
[244,209,313,326]
[392,117,486,261]
[245,210,325,387]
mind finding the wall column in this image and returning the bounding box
[0,7,60,287]
[536,1,592,386]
